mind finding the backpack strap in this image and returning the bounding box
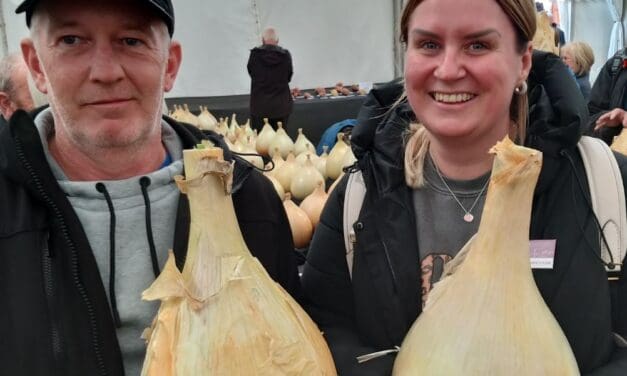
[343,170,367,280]
[577,136,626,274]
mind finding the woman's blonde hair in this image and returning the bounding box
[400,0,537,188]
[561,41,595,76]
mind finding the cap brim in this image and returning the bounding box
[15,0,38,14]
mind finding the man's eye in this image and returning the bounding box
[123,38,142,46]
[61,36,80,45]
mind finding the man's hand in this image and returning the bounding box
[595,108,627,130]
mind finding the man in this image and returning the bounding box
[247,27,293,131]
[587,47,627,144]
[0,1,299,375]
[0,52,36,119]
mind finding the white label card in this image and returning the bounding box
[530,239,557,269]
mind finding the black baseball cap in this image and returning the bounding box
[15,0,175,36]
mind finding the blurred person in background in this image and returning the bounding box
[0,52,36,119]
[561,41,595,100]
[587,46,627,144]
[247,27,293,132]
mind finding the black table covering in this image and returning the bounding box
[166,93,366,146]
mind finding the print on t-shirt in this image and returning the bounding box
[420,252,453,308]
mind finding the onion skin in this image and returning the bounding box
[392,138,578,375]
[283,193,313,249]
[290,155,325,200]
[326,133,349,180]
[299,182,328,228]
[141,147,336,375]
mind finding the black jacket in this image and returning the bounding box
[247,44,293,118]
[0,111,300,376]
[302,52,627,375]
[588,47,627,144]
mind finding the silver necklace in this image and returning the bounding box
[431,158,490,223]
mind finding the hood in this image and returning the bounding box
[350,51,587,197]
[251,44,289,66]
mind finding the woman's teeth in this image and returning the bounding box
[433,93,474,103]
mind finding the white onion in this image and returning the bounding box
[299,182,328,228]
[326,132,349,179]
[283,193,313,249]
[269,122,295,159]
[256,118,276,156]
[294,128,315,156]
[290,155,325,200]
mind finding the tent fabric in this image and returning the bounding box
[606,0,625,59]
[0,0,622,97]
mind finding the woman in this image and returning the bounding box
[301,0,627,375]
[561,41,595,100]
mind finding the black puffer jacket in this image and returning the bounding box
[302,51,627,375]
[587,47,627,144]
[0,111,300,376]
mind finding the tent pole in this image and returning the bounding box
[393,0,404,78]
[0,1,8,58]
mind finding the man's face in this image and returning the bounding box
[12,62,35,111]
[21,0,181,150]
[0,60,35,119]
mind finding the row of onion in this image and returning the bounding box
[170,105,356,250]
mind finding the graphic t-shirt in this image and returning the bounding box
[412,156,490,307]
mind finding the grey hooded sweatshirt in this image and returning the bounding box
[35,108,184,375]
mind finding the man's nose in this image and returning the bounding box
[88,44,125,84]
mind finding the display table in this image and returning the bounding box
[166,94,367,146]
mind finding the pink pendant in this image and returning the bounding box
[463,213,474,223]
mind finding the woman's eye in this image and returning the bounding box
[468,42,488,51]
[418,41,439,50]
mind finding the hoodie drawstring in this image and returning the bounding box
[140,177,161,278]
[95,178,161,329]
[95,182,122,328]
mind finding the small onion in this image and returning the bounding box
[269,122,295,159]
[290,155,325,200]
[299,182,328,228]
[315,145,329,179]
[295,143,319,165]
[275,152,297,192]
[197,106,218,130]
[294,128,315,156]
[326,132,349,179]
[283,193,313,249]
[239,136,264,169]
[256,118,276,156]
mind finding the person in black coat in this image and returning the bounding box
[301,0,627,374]
[588,47,627,145]
[0,1,300,375]
[247,27,293,132]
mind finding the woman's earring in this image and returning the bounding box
[514,81,528,95]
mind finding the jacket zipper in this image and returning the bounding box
[41,231,63,361]
[14,137,109,376]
